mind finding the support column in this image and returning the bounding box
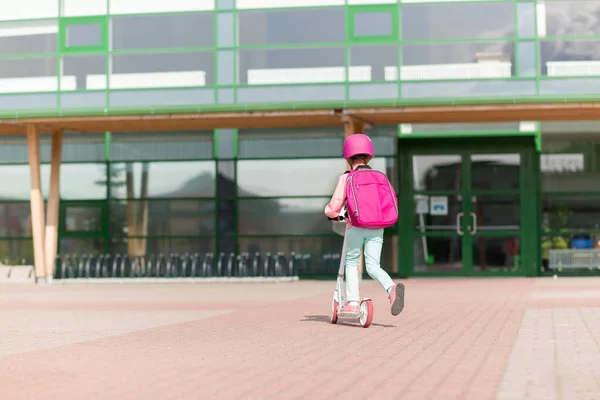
[343,118,366,280]
[27,124,47,283]
[44,130,63,283]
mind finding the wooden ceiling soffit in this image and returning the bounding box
[2,102,600,133]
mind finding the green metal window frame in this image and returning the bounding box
[346,4,399,44]
[59,16,109,54]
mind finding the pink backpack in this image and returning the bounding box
[345,167,398,229]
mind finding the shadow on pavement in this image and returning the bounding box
[300,315,396,328]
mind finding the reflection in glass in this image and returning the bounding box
[238,235,343,273]
[401,2,514,41]
[517,41,536,77]
[237,158,390,197]
[112,13,213,49]
[0,203,31,237]
[237,8,345,46]
[472,195,520,230]
[60,238,105,255]
[238,127,343,159]
[238,47,346,85]
[109,199,215,236]
[109,161,216,198]
[413,195,461,231]
[0,239,33,265]
[65,207,102,232]
[61,164,108,199]
[541,143,596,191]
[402,80,536,98]
[544,1,600,37]
[66,23,102,47]
[239,198,331,235]
[350,45,398,82]
[413,236,462,273]
[110,131,213,161]
[517,2,536,38]
[354,12,392,37]
[111,237,214,255]
[541,39,600,76]
[543,195,600,231]
[217,161,236,197]
[471,154,520,190]
[472,236,521,272]
[412,155,462,191]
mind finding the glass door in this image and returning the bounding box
[399,137,537,276]
[59,201,108,255]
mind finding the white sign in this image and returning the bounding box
[540,154,584,174]
[430,196,448,216]
[416,196,429,214]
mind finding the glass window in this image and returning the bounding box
[541,39,600,76]
[61,163,108,199]
[217,13,235,47]
[216,129,236,159]
[402,80,536,99]
[238,127,343,158]
[237,85,345,103]
[111,237,214,256]
[109,199,216,236]
[238,159,341,197]
[237,236,344,274]
[59,238,105,256]
[238,8,345,46]
[108,52,214,90]
[471,154,521,191]
[409,122,521,134]
[217,0,234,9]
[110,131,213,161]
[0,133,106,164]
[239,47,346,85]
[0,57,57,94]
[217,161,236,197]
[412,155,462,191]
[61,55,106,91]
[0,239,33,265]
[517,41,537,77]
[517,2,536,38]
[109,161,216,199]
[402,42,515,79]
[0,20,57,55]
[541,141,598,192]
[112,13,214,50]
[217,50,235,85]
[401,2,515,41]
[0,203,31,237]
[65,206,102,232]
[66,23,102,47]
[349,45,398,82]
[543,195,600,231]
[544,1,600,38]
[540,78,600,95]
[218,199,235,235]
[0,164,107,200]
[354,12,392,37]
[239,198,332,235]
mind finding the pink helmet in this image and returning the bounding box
[343,134,374,159]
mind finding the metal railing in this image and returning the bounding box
[53,252,304,279]
[549,249,600,271]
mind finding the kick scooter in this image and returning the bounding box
[329,211,374,328]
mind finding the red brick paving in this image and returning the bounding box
[1,278,600,399]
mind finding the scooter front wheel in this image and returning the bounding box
[359,299,373,328]
[331,299,339,324]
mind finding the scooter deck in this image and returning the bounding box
[337,311,361,318]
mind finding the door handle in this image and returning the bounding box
[456,212,464,236]
[469,212,477,235]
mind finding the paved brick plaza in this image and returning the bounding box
[1,277,600,400]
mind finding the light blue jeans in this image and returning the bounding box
[345,226,395,303]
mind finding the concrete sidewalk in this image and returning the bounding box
[1,278,599,399]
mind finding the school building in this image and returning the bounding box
[1,0,599,282]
